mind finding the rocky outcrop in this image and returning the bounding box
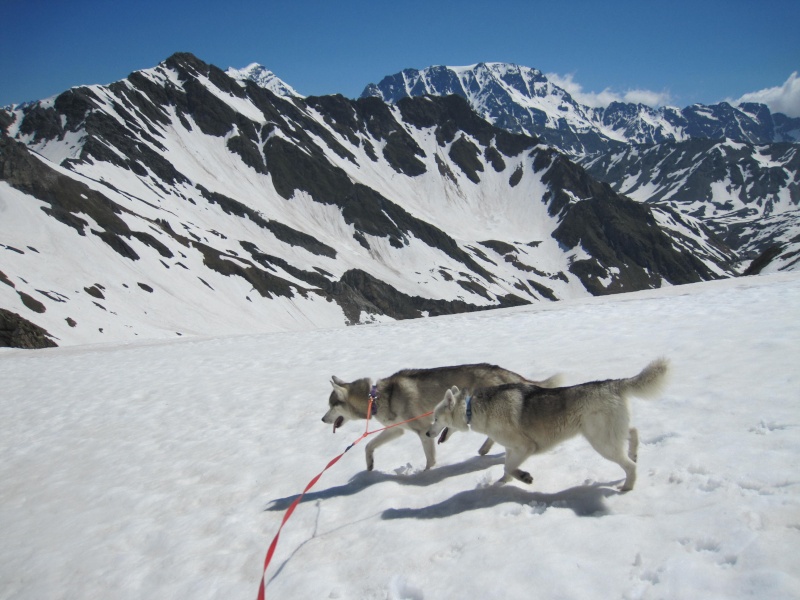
[0,309,57,349]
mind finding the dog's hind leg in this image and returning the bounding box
[477,437,495,456]
[618,457,637,492]
[365,427,404,471]
[585,432,638,492]
[628,427,639,463]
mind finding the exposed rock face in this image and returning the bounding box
[0,309,57,349]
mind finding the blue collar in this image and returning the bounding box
[465,394,473,425]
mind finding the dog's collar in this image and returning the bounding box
[368,384,379,417]
[465,394,473,425]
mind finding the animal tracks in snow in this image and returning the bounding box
[642,431,679,446]
[748,419,794,435]
[665,462,793,496]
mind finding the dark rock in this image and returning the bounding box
[743,244,785,275]
[0,308,57,348]
[84,285,105,299]
[18,291,46,313]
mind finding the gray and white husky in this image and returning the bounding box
[322,364,561,471]
[425,359,669,491]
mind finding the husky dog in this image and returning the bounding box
[322,364,561,471]
[425,359,669,491]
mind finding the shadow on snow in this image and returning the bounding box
[266,454,505,511]
[266,453,620,518]
[381,480,619,519]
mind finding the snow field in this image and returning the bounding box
[0,272,798,599]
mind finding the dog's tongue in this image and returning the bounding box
[437,427,449,445]
[333,416,344,433]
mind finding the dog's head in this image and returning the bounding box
[322,376,369,433]
[426,385,466,438]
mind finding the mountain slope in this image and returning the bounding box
[581,139,800,270]
[1,53,735,347]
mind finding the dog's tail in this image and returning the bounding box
[530,372,564,388]
[618,358,669,399]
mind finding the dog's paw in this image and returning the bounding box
[515,469,534,484]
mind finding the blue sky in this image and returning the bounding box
[2,0,799,115]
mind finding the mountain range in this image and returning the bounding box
[364,63,800,273]
[0,53,795,348]
[362,63,800,154]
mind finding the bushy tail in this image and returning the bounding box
[532,372,564,388]
[619,358,669,399]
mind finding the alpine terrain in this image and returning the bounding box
[0,53,756,348]
[363,63,800,278]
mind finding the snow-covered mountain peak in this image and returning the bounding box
[362,62,552,106]
[226,63,302,98]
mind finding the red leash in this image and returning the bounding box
[256,396,433,599]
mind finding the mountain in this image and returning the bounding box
[362,63,617,157]
[581,139,800,271]
[362,63,800,272]
[0,53,734,348]
[362,63,800,157]
[226,63,302,98]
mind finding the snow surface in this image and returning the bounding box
[1,273,799,599]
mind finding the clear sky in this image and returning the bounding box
[2,0,799,115]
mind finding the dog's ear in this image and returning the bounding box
[450,385,459,394]
[445,388,457,409]
[330,378,347,401]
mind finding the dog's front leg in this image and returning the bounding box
[416,430,436,470]
[365,428,404,471]
[477,437,495,456]
[500,447,533,485]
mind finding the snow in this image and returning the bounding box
[6,61,768,348]
[10,85,588,342]
[226,64,302,99]
[2,272,799,599]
